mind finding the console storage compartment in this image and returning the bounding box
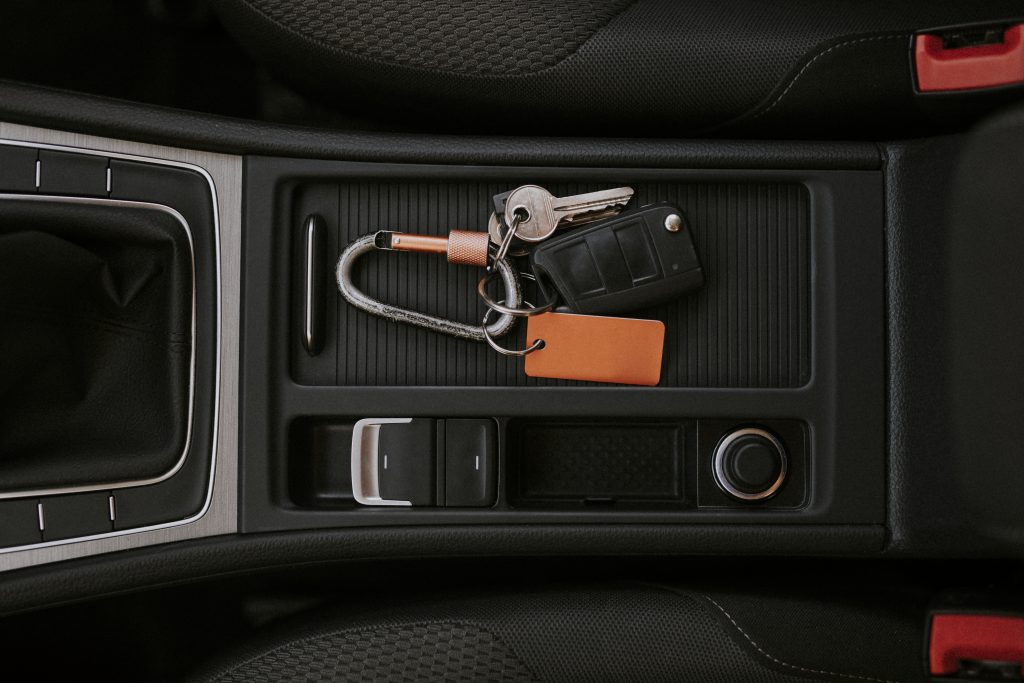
[508,420,688,508]
[241,156,885,546]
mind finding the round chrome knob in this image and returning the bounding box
[712,427,787,502]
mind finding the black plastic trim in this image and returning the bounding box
[0,80,882,169]
[884,104,1024,557]
[0,525,885,617]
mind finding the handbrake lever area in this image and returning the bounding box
[350,418,417,507]
[350,418,496,508]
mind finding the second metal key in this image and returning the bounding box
[503,185,634,243]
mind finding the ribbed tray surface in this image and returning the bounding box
[309,180,810,387]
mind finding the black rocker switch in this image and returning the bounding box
[445,419,497,507]
[377,419,436,506]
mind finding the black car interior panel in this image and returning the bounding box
[0,1,1024,681]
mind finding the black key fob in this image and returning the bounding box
[529,202,704,315]
[492,189,513,218]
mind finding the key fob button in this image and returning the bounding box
[529,203,704,315]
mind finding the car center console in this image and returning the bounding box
[239,158,884,535]
[1,100,1022,575]
[0,127,886,564]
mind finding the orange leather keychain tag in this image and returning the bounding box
[524,312,665,386]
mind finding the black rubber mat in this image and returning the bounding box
[511,421,684,503]
[294,180,810,388]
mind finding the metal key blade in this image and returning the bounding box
[505,185,634,243]
[551,187,634,225]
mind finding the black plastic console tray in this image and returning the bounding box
[289,176,811,389]
[241,157,884,539]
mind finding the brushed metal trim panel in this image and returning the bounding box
[0,122,240,572]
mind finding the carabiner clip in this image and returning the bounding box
[336,232,522,341]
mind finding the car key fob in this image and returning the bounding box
[529,202,704,315]
[492,189,514,218]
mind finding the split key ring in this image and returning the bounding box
[481,302,545,357]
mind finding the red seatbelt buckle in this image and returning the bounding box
[928,609,1024,680]
[915,23,1024,92]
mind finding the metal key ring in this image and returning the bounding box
[489,210,523,269]
[482,302,545,357]
[488,212,530,258]
[477,270,556,317]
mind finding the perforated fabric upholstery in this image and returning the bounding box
[213,0,1024,135]
[209,622,536,683]
[192,584,924,682]
[244,0,633,76]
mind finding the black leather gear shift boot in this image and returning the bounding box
[0,196,193,493]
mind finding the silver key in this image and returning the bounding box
[504,185,635,243]
[488,212,531,257]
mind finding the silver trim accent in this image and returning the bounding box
[105,166,112,194]
[0,193,197,500]
[37,503,45,532]
[351,418,414,506]
[0,137,222,556]
[34,158,40,188]
[711,427,788,502]
[303,215,319,354]
[108,495,116,522]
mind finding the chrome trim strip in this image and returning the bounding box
[0,137,222,555]
[303,215,317,354]
[351,418,413,506]
[0,194,197,499]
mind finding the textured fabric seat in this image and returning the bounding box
[190,583,925,682]
[213,0,1024,136]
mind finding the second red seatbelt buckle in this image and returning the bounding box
[915,23,1024,92]
[926,591,1024,681]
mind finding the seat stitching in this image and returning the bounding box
[702,595,904,683]
[751,34,907,120]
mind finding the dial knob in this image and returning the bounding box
[712,427,788,501]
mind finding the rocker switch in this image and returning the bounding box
[445,419,497,507]
[351,418,494,507]
[376,419,436,506]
